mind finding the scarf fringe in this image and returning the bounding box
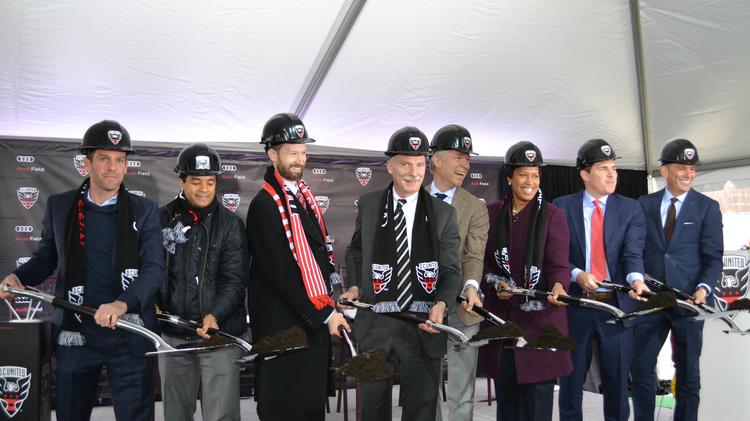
[373,301,401,313]
[310,295,335,310]
[121,313,145,326]
[58,330,86,347]
[409,301,432,314]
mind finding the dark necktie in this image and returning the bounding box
[664,197,678,244]
[394,199,412,311]
[435,192,448,202]
[590,199,607,281]
[296,190,307,211]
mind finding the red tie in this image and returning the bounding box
[590,199,607,281]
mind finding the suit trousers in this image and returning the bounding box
[159,334,241,421]
[631,312,703,421]
[559,304,633,421]
[358,315,443,421]
[54,329,153,421]
[495,348,555,421]
[436,307,481,421]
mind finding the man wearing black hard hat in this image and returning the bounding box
[0,120,164,421]
[554,138,648,421]
[427,125,489,421]
[245,113,350,421]
[631,139,723,421]
[157,143,248,421]
[341,126,460,421]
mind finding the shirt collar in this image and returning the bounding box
[393,189,419,205]
[86,190,118,207]
[664,188,688,203]
[583,190,608,207]
[429,182,456,199]
[283,179,299,194]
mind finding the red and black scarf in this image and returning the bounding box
[60,179,140,345]
[261,166,334,310]
[370,185,439,314]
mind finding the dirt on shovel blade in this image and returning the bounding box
[469,321,525,342]
[252,326,308,354]
[176,336,232,349]
[636,291,677,311]
[728,298,750,310]
[525,324,576,351]
[340,348,394,382]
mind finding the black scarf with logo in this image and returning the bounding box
[493,189,547,295]
[60,179,139,346]
[161,192,219,255]
[370,185,439,313]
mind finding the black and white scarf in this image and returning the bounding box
[161,191,219,255]
[370,185,439,314]
[59,179,141,346]
[491,189,547,312]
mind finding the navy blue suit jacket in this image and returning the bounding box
[638,188,723,295]
[553,191,646,313]
[14,188,165,353]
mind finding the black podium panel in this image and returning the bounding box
[0,321,51,421]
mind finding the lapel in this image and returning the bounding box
[603,193,619,265]
[569,191,586,261]
[452,187,468,229]
[652,189,668,248]
[669,189,695,246]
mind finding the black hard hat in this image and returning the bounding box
[385,126,429,157]
[175,143,222,176]
[576,138,619,170]
[260,113,315,150]
[429,124,478,155]
[81,120,134,154]
[659,138,700,165]
[504,141,545,167]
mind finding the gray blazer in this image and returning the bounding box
[345,188,461,358]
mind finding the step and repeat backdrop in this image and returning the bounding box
[0,138,505,320]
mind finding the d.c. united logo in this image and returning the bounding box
[222,193,241,212]
[107,130,122,145]
[121,268,138,291]
[684,148,696,161]
[371,264,393,294]
[17,187,39,210]
[601,145,611,156]
[713,254,748,312]
[294,125,305,139]
[409,136,422,150]
[462,136,472,149]
[355,167,372,187]
[73,154,89,176]
[525,150,537,162]
[315,196,330,214]
[0,365,32,418]
[416,261,439,293]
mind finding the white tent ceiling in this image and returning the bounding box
[1,0,749,171]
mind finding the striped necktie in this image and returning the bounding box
[394,199,413,311]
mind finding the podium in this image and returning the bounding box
[0,320,51,421]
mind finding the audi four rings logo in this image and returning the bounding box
[127,160,141,168]
[15,226,34,233]
[470,173,483,179]
[221,164,237,172]
[312,168,326,175]
[16,155,35,163]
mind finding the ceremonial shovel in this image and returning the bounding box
[338,299,470,343]
[455,296,528,347]
[336,327,394,382]
[0,286,209,356]
[497,286,664,323]
[643,276,747,333]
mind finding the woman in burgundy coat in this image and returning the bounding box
[475,141,572,421]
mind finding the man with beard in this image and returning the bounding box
[0,120,163,421]
[245,113,350,421]
[157,143,248,421]
[428,125,489,421]
[341,127,460,421]
[630,139,723,421]
[554,139,649,421]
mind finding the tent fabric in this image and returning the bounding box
[1,1,749,170]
